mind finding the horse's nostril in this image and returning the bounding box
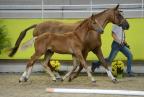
[124,24,129,30]
[120,22,129,30]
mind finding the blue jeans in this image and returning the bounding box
[107,41,133,73]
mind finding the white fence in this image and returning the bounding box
[0,0,143,18]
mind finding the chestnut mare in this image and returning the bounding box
[9,5,129,83]
[18,14,103,82]
[68,5,129,82]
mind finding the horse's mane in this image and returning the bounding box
[75,18,89,31]
[94,9,108,17]
[74,9,109,31]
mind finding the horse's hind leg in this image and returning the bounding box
[42,51,57,81]
[62,55,78,81]
[92,48,117,83]
[19,53,42,82]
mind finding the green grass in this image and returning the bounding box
[0,18,143,60]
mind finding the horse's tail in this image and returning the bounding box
[9,24,37,57]
[19,37,37,51]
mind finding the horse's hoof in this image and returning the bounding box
[19,77,28,83]
[58,78,64,82]
[56,78,63,82]
[92,80,96,83]
[112,79,118,84]
[60,78,64,82]
[23,77,28,82]
[68,77,72,82]
[19,80,22,83]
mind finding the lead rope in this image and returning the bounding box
[122,29,125,44]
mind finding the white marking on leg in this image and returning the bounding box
[85,68,95,82]
[19,66,33,82]
[26,66,33,79]
[81,60,95,82]
[20,71,27,81]
[105,69,115,80]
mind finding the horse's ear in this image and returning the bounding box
[114,4,119,10]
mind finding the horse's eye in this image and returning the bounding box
[117,14,122,18]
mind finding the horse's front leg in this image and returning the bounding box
[68,51,88,81]
[43,51,57,81]
[92,48,117,83]
[75,50,95,82]
[62,55,78,81]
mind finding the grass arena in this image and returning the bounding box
[0,1,144,97]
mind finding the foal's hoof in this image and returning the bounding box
[19,77,28,83]
[112,79,118,84]
[19,80,22,83]
[56,78,63,82]
[52,80,57,82]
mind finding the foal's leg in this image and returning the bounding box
[92,48,117,83]
[75,50,95,82]
[68,51,88,81]
[43,51,57,81]
[19,53,41,82]
[45,52,62,80]
[62,55,78,81]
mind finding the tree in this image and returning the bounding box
[0,25,11,54]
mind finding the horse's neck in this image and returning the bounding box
[74,21,89,42]
[96,13,110,29]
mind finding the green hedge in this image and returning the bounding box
[0,18,143,60]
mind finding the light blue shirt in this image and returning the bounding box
[112,24,125,43]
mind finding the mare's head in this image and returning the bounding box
[108,5,129,30]
[88,14,104,33]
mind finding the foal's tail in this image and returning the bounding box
[9,24,37,57]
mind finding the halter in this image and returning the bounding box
[113,10,126,26]
[119,19,126,26]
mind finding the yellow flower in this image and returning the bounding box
[50,60,56,67]
[50,60,61,71]
[111,60,125,77]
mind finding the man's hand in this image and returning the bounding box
[124,42,130,49]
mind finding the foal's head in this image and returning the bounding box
[108,5,129,30]
[88,14,104,33]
